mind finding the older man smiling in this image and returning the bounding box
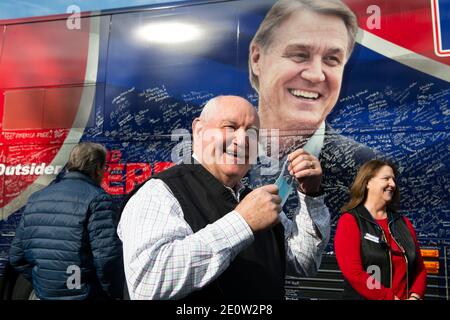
[118,95,329,300]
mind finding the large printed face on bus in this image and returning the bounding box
[192,96,259,188]
[250,9,349,133]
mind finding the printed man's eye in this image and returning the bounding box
[284,52,309,62]
[325,56,341,66]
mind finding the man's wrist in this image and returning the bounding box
[300,187,324,197]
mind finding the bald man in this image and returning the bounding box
[118,96,329,300]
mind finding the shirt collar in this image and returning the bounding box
[192,153,246,202]
[224,182,246,202]
[192,153,201,163]
[302,121,325,158]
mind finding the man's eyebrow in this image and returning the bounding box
[220,120,237,126]
[284,44,311,52]
[284,44,346,55]
[326,47,346,56]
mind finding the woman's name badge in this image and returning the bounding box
[364,233,380,243]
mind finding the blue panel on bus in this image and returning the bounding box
[104,1,245,135]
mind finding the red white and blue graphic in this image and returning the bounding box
[432,0,450,57]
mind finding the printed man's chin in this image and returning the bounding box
[284,109,324,131]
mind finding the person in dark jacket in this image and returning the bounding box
[9,142,124,300]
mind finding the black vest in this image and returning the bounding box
[342,204,417,300]
[125,163,286,300]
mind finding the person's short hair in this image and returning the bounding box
[342,159,400,213]
[249,0,358,91]
[66,142,107,177]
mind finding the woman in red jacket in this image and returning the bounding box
[334,159,426,300]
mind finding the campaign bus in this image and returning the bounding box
[0,0,448,299]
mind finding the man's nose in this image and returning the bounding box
[233,128,248,147]
[300,58,325,83]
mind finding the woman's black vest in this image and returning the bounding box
[126,162,286,300]
[342,204,417,300]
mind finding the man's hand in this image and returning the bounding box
[235,184,281,233]
[287,149,322,196]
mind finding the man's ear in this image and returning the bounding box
[192,118,202,137]
[250,43,262,76]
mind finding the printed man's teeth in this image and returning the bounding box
[290,89,319,99]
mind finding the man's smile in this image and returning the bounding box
[288,88,321,100]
